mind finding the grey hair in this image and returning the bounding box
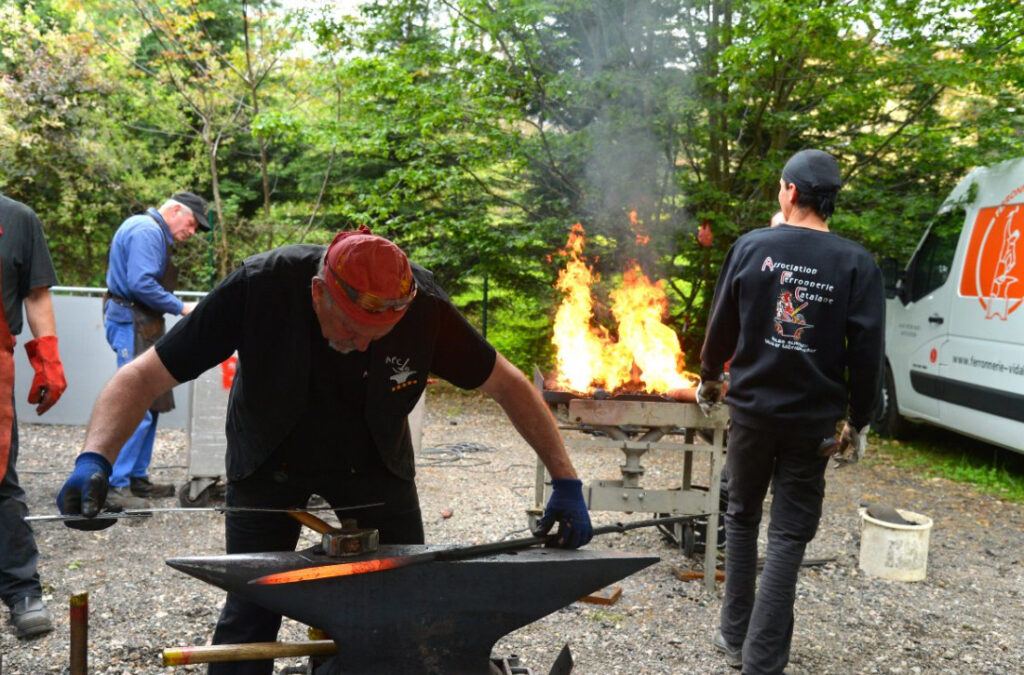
[313,250,339,310]
[159,199,188,213]
[316,249,329,283]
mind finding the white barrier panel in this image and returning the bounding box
[13,290,192,429]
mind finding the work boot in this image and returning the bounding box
[10,597,53,639]
[713,630,742,669]
[130,476,175,499]
[106,486,149,511]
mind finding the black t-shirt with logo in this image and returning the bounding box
[157,257,496,477]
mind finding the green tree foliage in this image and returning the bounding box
[2,0,1023,371]
[281,2,568,361]
[303,0,1024,366]
[0,4,138,284]
[88,0,309,282]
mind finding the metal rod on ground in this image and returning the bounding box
[70,591,88,675]
[162,640,338,666]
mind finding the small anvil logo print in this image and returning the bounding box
[774,290,812,340]
[386,356,416,385]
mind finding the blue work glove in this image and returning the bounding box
[535,478,593,549]
[57,452,116,531]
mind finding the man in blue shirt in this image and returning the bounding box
[103,191,208,507]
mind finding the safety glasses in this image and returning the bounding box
[327,265,417,313]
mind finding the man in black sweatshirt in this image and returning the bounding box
[698,149,884,674]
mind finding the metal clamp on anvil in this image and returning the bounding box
[288,511,379,557]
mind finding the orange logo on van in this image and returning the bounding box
[959,188,1024,320]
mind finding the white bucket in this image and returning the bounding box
[858,508,933,582]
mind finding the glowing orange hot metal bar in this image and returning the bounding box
[252,555,416,585]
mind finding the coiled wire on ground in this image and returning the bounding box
[419,442,497,467]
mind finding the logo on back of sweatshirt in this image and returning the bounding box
[761,256,834,354]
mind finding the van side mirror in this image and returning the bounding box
[879,257,903,300]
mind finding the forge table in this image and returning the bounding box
[532,379,729,591]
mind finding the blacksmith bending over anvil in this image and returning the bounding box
[56,226,593,674]
[697,149,884,674]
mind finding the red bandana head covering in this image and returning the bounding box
[323,225,416,327]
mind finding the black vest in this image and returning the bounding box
[224,245,440,481]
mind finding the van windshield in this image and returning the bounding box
[908,209,962,302]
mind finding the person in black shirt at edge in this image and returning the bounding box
[0,193,68,639]
[697,149,884,674]
[55,226,593,675]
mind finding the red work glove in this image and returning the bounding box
[25,335,67,415]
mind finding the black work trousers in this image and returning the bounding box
[720,420,829,675]
[209,457,424,675]
[0,413,43,609]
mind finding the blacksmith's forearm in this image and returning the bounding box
[496,388,577,479]
[83,349,179,464]
[481,354,578,480]
[24,287,57,338]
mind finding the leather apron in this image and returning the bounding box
[0,221,17,483]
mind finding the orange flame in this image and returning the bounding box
[610,265,691,391]
[551,222,696,394]
[629,209,650,246]
[552,224,611,391]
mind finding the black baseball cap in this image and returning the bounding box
[781,150,842,194]
[171,191,210,232]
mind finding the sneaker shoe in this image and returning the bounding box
[11,597,53,639]
[713,630,742,669]
[130,476,175,499]
[106,486,149,511]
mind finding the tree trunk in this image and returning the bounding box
[242,2,273,249]
[204,127,229,279]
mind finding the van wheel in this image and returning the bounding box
[871,364,906,438]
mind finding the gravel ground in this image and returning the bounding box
[2,381,1023,674]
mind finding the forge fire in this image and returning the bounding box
[550,221,698,396]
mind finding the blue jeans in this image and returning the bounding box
[0,411,42,607]
[720,420,830,675]
[105,319,159,489]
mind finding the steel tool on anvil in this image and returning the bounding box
[286,511,380,558]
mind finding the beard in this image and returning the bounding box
[328,340,356,354]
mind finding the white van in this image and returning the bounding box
[873,156,1024,455]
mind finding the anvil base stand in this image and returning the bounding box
[531,377,728,591]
